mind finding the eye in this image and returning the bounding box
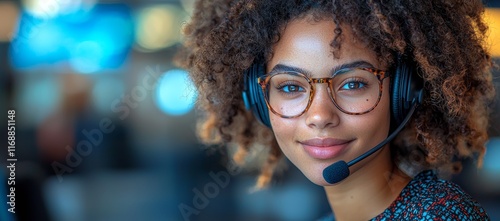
[279,84,306,93]
[340,79,368,90]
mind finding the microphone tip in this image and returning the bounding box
[323,161,350,184]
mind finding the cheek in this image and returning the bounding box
[270,115,292,141]
[269,115,297,154]
[348,82,392,142]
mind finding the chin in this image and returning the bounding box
[305,174,333,186]
[298,166,333,186]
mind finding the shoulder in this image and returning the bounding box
[375,170,490,220]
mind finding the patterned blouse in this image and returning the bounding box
[318,170,490,221]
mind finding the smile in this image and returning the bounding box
[299,138,352,160]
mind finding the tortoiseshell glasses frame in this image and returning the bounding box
[257,67,390,118]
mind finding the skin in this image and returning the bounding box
[267,16,411,220]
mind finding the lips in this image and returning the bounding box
[299,138,351,160]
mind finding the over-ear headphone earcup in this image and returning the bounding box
[391,61,410,126]
[391,56,423,127]
[242,63,271,128]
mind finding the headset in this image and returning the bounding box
[241,55,424,129]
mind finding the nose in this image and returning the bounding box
[304,84,340,129]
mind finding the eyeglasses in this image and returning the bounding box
[257,67,389,118]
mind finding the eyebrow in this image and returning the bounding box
[269,60,376,78]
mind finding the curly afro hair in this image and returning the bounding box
[176,0,496,189]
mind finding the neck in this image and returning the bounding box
[323,146,411,221]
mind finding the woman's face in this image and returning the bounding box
[267,17,392,186]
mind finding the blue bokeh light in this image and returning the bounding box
[9,3,134,73]
[155,69,197,116]
[69,41,104,73]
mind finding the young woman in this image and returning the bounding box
[177,0,495,220]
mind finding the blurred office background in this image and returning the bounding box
[0,0,499,220]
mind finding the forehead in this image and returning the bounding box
[267,17,381,75]
[273,17,336,57]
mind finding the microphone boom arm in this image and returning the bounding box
[347,102,418,167]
